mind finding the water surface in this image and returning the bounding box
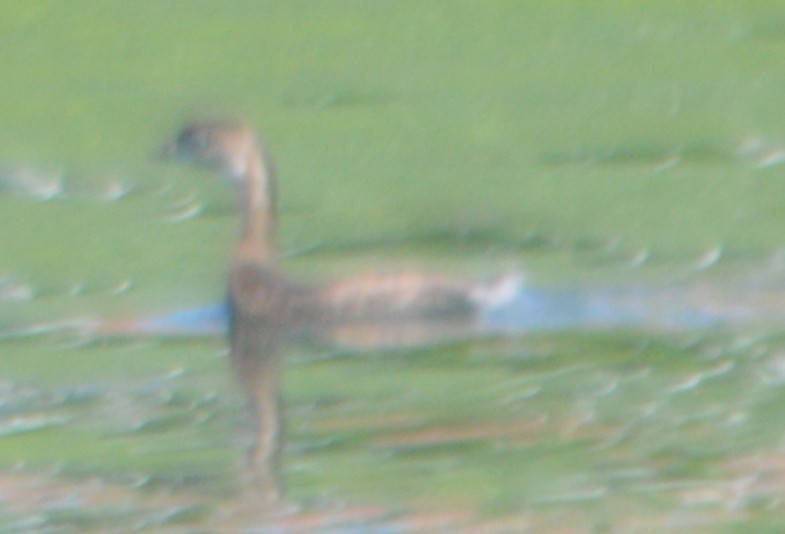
[3,1,785,531]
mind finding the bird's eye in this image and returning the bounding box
[177,126,210,154]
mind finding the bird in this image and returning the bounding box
[158,119,522,502]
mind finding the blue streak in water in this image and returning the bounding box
[127,286,727,337]
[131,302,228,335]
[480,287,723,333]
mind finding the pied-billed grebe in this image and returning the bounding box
[160,120,521,501]
[162,120,520,326]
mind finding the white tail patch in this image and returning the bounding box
[469,272,525,309]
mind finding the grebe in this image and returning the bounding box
[160,120,521,500]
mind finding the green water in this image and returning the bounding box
[3,1,785,531]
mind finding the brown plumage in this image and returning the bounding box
[160,119,519,501]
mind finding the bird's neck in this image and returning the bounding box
[235,145,277,264]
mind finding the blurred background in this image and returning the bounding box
[2,1,785,531]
